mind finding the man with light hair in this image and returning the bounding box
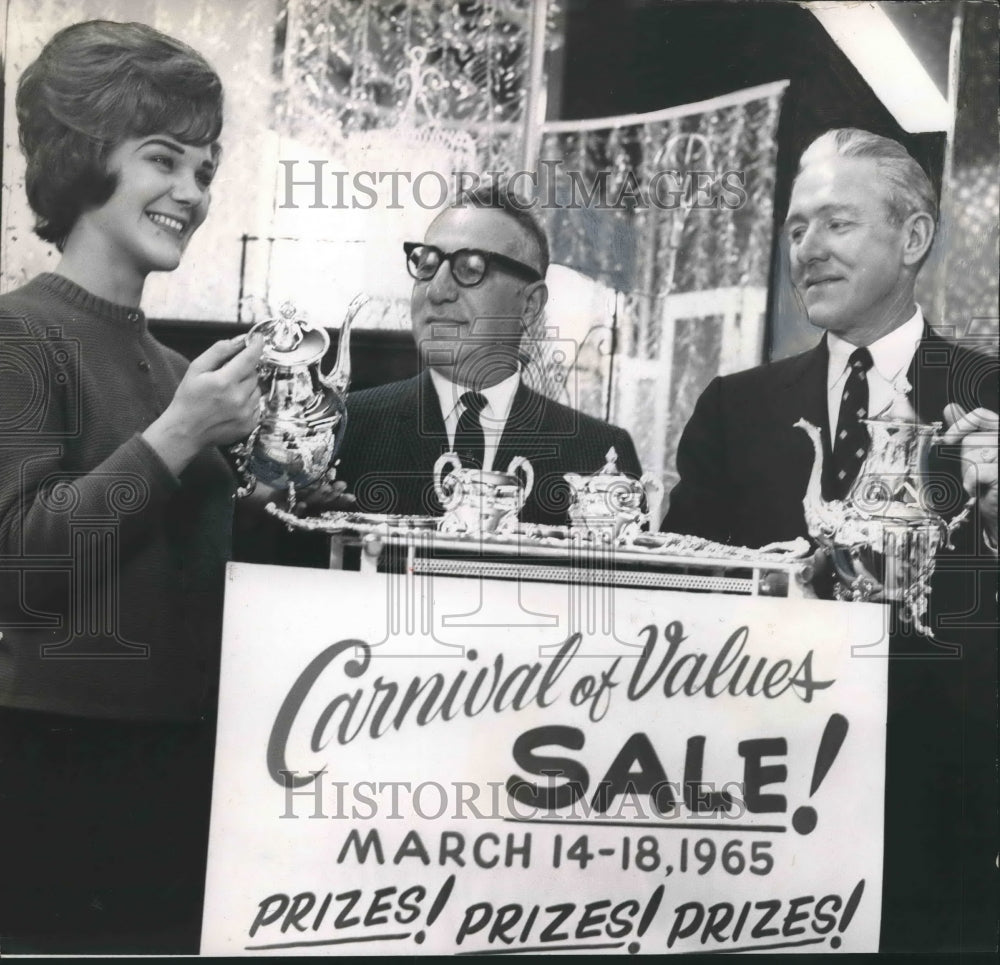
[798,127,939,231]
[664,126,996,551]
[662,128,998,954]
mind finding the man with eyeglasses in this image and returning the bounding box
[335,182,641,523]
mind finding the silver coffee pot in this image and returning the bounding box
[233,296,368,504]
[796,414,973,635]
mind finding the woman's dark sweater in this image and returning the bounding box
[0,273,234,720]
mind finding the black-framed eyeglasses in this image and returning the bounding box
[404,242,542,288]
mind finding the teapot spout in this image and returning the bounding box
[794,417,836,539]
[324,294,370,396]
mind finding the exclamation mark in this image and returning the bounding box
[414,874,455,945]
[829,878,865,950]
[792,713,848,835]
[626,884,664,954]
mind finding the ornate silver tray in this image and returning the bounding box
[266,503,812,596]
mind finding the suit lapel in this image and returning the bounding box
[495,381,564,470]
[775,328,950,503]
[495,380,534,470]
[397,370,449,471]
[770,337,833,503]
[775,337,830,447]
[771,326,950,434]
[907,326,952,424]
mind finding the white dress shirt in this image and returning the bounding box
[826,308,925,438]
[428,368,520,472]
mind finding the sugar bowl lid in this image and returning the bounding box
[579,447,634,491]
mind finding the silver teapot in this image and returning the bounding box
[796,415,973,635]
[233,296,368,504]
[433,452,534,535]
[564,448,665,541]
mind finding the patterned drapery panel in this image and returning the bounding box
[236,0,563,326]
[274,0,563,170]
[530,84,786,510]
[916,3,999,348]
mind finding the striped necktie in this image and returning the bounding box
[828,346,874,499]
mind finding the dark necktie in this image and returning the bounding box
[454,391,488,469]
[829,346,874,499]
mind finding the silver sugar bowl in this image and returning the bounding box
[433,452,535,535]
[564,448,665,541]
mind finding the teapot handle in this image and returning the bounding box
[925,423,977,543]
[507,456,534,505]
[433,452,463,510]
[230,425,262,499]
[943,494,976,547]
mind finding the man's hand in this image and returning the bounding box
[144,334,264,476]
[941,403,998,549]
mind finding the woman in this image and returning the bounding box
[0,21,262,953]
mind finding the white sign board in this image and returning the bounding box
[202,563,888,955]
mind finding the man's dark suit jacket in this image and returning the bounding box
[663,327,999,954]
[336,370,642,525]
[663,327,997,547]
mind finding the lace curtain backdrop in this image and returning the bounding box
[273,0,555,170]
[248,0,559,326]
[914,3,999,348]
[531,84,787,504]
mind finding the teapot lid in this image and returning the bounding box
[250,303,330,367]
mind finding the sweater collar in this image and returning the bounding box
[34,272,148,329]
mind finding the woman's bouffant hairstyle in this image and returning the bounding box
[16,20,224,250]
